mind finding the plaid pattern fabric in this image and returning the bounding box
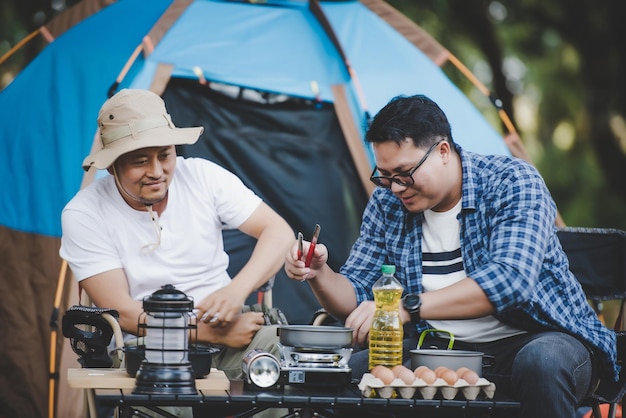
[339,146,618,381]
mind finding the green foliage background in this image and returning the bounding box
[388,0,626,230]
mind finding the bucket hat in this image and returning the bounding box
[82,89,203,171]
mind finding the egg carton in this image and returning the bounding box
[358,373,496,401]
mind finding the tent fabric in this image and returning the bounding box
[0,230,64,418]
[360,0,449,65]
[0,0,172,236]
[44,0,117,40]
[163,77,368,322]
[133,0,507,154]
[0,1,512,416]
[0,0,508,238]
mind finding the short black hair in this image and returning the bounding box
[365,94,454,148]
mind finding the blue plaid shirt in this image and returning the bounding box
[340,146,618,381]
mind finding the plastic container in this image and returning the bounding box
[368,264,404,369]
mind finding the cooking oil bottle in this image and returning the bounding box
[369,264,404,369]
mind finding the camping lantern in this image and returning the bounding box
[132,284,197,395]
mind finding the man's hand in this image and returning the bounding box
[345,301,376,349]
[284,237,328,282]
[195,283,246,327]
[197,311,265,348]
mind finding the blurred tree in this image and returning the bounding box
[389,0,626,229]
[0,0,81,88]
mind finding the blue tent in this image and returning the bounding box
[0,1,510,416]
[0,0,507,238]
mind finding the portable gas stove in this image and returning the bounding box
[277,344,352,386]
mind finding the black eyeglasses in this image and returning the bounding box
[370,140,444,189]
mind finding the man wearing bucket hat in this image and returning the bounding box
[284,95,617,418]
[60,89,293,380]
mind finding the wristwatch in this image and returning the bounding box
[402,293,422,324]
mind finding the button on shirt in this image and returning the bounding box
[339,145,618,381]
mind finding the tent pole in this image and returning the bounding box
[446,53,517,135]
[359,0,450,65]
[149,63,174,95]
[52,131,102,417]
[331,84,375,196]
[0,29,41,67]
[107,42,145,97]
[48,259,68,418]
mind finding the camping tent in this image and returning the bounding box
[0,0,511,416]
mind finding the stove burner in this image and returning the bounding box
[278,343,352,369]
[291,351,343,366]
[277,344,352,386]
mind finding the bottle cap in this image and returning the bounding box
[381,264,396,274]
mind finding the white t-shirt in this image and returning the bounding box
[60,157,262,305]
[422,199,525,342]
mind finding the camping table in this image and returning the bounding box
[68,368,521,417]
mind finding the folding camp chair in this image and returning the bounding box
[62,304,124,418]
[557,226,626,418]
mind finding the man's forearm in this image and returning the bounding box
[307,264,358,322]
[234,233,290,296]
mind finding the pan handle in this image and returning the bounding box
[417,329,455,350]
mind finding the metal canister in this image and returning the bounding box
[242,349,281,388]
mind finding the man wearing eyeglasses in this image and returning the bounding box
[284,95,616,418]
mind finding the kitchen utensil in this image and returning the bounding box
[297,232,304,261]
[277,325,352,349]
[304,224,320,267]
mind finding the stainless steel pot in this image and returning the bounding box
[410,329,485,376]
[277,325,353,349]
[411,349,484,375]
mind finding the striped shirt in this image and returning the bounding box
[339,146,618,381]
[422,200,526,341]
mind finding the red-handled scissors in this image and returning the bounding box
[304,224,321,268]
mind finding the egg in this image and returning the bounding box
[413,365,429,378]
[461,369,480,384]
[391,364,406,376]
[371,365,395,385]
[456,367,470,376]
[434,366,449,377]
[419,368,437,384]
[440,369,458,385]
[392,365,416,385]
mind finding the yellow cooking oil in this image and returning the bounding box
[368,264,403,370]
